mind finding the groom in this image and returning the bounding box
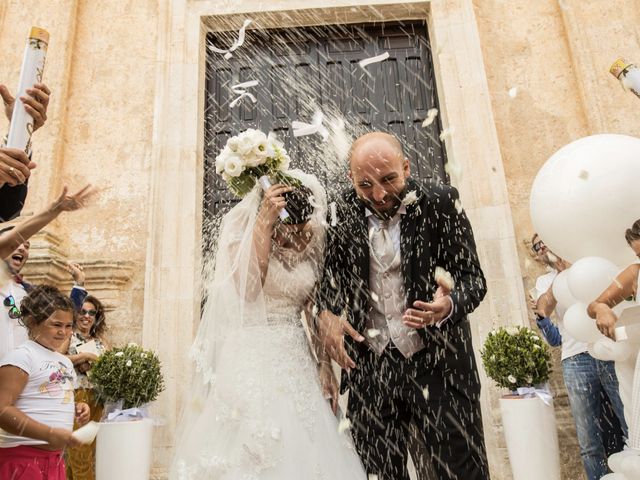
[316,132,489,479]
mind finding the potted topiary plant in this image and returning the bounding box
[481,326,560,480]
[90,343,165,480]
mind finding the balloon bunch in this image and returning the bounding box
[531,134,640,479]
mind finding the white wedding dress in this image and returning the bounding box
[171,172,366,480]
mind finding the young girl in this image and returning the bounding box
[0,285,90,479]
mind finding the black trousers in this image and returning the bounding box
[346,347,490,480]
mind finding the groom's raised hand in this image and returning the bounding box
[317,310,364,371]
[403,276,453,329]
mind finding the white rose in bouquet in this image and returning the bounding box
[227,137,240,153]
[236,130,260,156]
[224,155,245,177]
[215,147,231,174]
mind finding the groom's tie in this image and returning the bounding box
[371,220,395,268]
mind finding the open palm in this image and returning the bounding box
[52,184,95,212]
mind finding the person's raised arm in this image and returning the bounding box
[250,184,291,286]
[0,184,95,258]
[588,264,640,339]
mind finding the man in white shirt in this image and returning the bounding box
[531,234,626,480]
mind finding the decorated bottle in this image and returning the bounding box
[610,58,640,99]
[6,27,49,151]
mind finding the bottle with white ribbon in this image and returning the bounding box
[6,27,49,151]
[258,175,290,221]
[610,58,640,100]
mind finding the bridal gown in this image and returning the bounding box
[173,242,367,479]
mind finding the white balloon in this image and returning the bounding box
[600,474,629,480]
[552,270,578,311]
[530,134,640,267]
[588,337,633,362]
[564,303,602,343]
[614,300,637,316]
[621,454,640,477]
[567,256,621,304]
[609,450,638,473]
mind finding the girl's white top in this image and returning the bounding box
[0,340,76,447]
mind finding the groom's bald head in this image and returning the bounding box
[348,132,410,217]
[348,132,405,171]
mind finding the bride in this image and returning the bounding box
[171,169,366,479]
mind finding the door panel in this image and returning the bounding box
[204,21,447,223]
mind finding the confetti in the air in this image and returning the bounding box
[229,80,259,108]
[422,108,439,127]
[445,157,463,184]
[439,127,453,141]
[292,111,329,141]
[358,52,390,68]
[328,117,351,163]
[508,87,518,98]
[208,19,252,59]
[330,202,338,226]
[578,169,589,180]
[367,328,381,338]
[435,266,455,291]
[422,387,429,400]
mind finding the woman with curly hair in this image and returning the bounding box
[63,295,109,480]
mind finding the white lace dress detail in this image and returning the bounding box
[173,244,366,480]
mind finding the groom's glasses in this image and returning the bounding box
[3,294,21,319]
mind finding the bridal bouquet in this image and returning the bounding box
[215,129,296,197]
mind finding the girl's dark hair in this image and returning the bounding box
[625,219,640,245]
[20,285,75,329]
[80,295,107,338]
[282,185,314,225]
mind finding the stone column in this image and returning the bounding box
[429,1,529,478]
[142,1,204,477]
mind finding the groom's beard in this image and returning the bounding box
[358,187,407,221]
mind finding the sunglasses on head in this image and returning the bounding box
[81,308,97,317]
[3,295,21,319]
[532,241,545,253]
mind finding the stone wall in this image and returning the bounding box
[2,0,639,478]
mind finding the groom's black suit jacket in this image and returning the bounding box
[318,177,487,401]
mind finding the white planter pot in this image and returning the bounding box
[96,418,153,480]
[499,396,561,480]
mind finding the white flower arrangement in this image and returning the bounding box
[215,129,292,197]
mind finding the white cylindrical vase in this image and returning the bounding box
[96,419,153,480]
[500,396,561,480]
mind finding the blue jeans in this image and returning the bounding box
[563,353,628,480]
